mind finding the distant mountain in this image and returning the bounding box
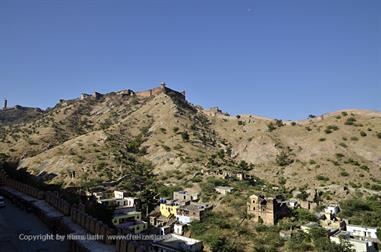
[1,85,380,197]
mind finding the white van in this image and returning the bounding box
[0,196,5,207]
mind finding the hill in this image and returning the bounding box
[0,84,380,199]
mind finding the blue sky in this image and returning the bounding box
[0,0,380,120]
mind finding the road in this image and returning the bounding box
[0,197,69,252]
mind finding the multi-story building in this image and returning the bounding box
[160,200,181,218]
[247,194,290,225]
[176,203,213,224]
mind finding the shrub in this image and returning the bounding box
[267,122,276,132]
[324,129,332,134]
[377,132,381,139]
[181,131,190,141]
[172,127,179,133]
[161,145,171,151]
[339,142,347,148]
[360,131,367,137]
[350,136,359,141]
[345,117,356,125]
[341,111,348,116]
[276,151,294,166]
[319,138,326,142]
[316,175,329,181]
[340,171,349,177]
[326,125,339,131]
[294,208,317,222]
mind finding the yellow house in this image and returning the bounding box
[160,202,179,218]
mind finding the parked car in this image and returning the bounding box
[0,196,5,207]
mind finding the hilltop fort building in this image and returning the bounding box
[247,194,290,225]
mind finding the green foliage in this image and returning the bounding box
[377,132,381,139]
[126,136,143,154]
[339,197,381,227]
[200,177,227,200]
[275,119,284,127]
[161,145,171,152]
[172,127,179,133]
[344,117,356,125]
[340,171,349,177]
[360,131,367,137]
[267,122,276,132]
[316,175,329,181]
[157,185,183,198]
[237,160,254,171]
[294,208,317,222]
[325,125,339,134]
[276,151,294,166]
[190,212,241,251]
[285,230,311,251]
[180,131,189,141]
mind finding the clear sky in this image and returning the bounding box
[0,0,380,120]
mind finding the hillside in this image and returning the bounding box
[1,85,381,198]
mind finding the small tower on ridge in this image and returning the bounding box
[3,98,7,110]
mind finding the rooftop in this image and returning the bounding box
[113,211,140,218]
[117,220,146,229]
[179,203,212,212]
[154,234,202,249]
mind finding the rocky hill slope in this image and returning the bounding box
[1,86,380,195]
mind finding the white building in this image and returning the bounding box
[174,223,187,235]
[325,204,340,215]
[152,234,203,252]
[330,231,378,252]
[114,190,128,199]
[347,225,378,239]
[215,186,234,195]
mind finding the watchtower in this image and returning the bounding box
[3,98,7,110]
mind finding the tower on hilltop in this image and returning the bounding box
[3,98,7,110]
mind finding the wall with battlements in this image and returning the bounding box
[135,83,186,100]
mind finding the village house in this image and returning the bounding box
[173,191,199,202]
[160,200,182,218]
[117,220,148,234]
[149,215,168,228]
[160,225,173,236]
[174,223,187,235]
[320,203,346,231]
[176,203,213,224]
[346,225,379,240]
[330,230,378,252]
[112,210,147,234]
[247,194,290,225]
[112,210,142,225]
[215,186,234,195]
